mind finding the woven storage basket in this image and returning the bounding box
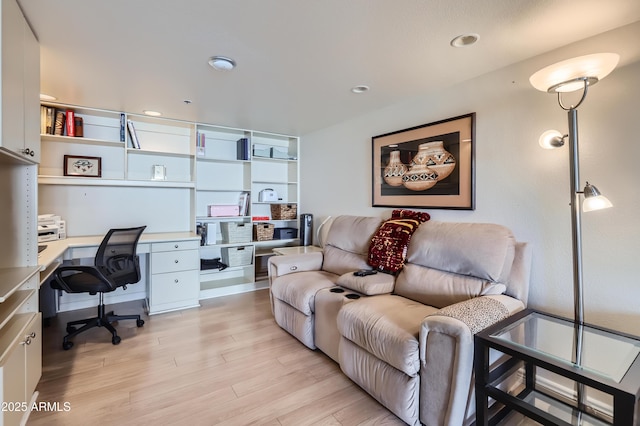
[270,203,297,220]
[220,222,252,243]
[253,223,274,241]
[221,245,254,267]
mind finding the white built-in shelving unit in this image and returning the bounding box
[38,104,300,302]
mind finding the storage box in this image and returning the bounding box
[253,144,270,158]
[221,245,254,267]
[220,222,252,243]
[254,223,275,241]
[274,227,297,239]
[208,204,240,217]
[270,203,297,220]
[270,146,289,159]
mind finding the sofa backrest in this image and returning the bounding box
[395,221,530,308]
[322,215,383,276]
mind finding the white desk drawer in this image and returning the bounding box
[151,249,199,274]
[152,240,199,253]
[149,270,199,306]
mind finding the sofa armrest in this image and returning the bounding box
[418,295,524,426]
[268,252,324,280]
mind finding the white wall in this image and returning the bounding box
[300,29,640,335]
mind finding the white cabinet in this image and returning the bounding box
[147,240,200,314]
[0,0,39,162]
[0,311,42,426]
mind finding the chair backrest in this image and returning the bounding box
[95,226,146,287]
[321,216,382,275]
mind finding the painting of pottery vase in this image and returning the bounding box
[418,141,456,181]
[383,150,408,186]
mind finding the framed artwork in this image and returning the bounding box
[63,155,102,178]
[372,113,475,210]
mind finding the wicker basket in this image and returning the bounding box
[220,222,252,243]
[221,245,254,267]
[253,223,275,241]
[270,203,297,220]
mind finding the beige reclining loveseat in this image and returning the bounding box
[268,215,531,425]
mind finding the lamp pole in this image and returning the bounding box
[568,107,584,326]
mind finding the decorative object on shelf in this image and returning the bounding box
[270,203,297,220]
[63,155,102,178]
[372,113,475,209]
[254,223,275,241]
[383,150,408,187]
[530,51,618,415]
[258,188,278,202]
[127,119,141,149]
[151,164,166,181]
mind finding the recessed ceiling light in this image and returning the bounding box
[450,33,480,48]
[40,93,57,101]
[208,56,236,71]
[143,110,162,117]
[351,85,370,94]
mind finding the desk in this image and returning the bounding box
[38,232,201,315]
[475,309,640,425]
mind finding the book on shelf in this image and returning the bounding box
[65,109,75,137]
[120,113,125,142]
[54,110,65,135]
[74,116,84,137]
[238,192,250,216]
[43,106,54,134]
[127,119,141,149]
[196,132,205,156]
[236,137,250,160]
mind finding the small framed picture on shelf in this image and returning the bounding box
[63,155,102,178]
[152,164,166,180]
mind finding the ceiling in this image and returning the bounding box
[18,0,640,136]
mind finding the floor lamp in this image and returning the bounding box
[530,52,618,326]
[530,53,618,414]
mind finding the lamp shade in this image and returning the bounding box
[530,53,619,93]
[538,130,565,149]
[582,182,613,212]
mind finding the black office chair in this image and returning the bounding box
[51,226,147,350]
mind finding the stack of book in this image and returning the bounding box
[236,137,250,160]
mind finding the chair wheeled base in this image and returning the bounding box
[62,293,144,350]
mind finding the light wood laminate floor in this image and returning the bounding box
[28,289,406,426]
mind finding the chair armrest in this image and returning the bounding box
[418,295,524,426]
[53,265,113,292]
[268,252,324,280]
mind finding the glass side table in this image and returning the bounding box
[475,309,640,425]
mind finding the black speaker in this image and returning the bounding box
[300,213,313,246]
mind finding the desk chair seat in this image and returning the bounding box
[51,226,146,350]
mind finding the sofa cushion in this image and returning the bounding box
[368,209,430,274]
[406,221,516,283]
[271,270,339,315]
[337,295,437,376]
[322,216,383,275]
[394,264,506,309]
[336,271,395,295]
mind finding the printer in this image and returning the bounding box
[38,214,66,242]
